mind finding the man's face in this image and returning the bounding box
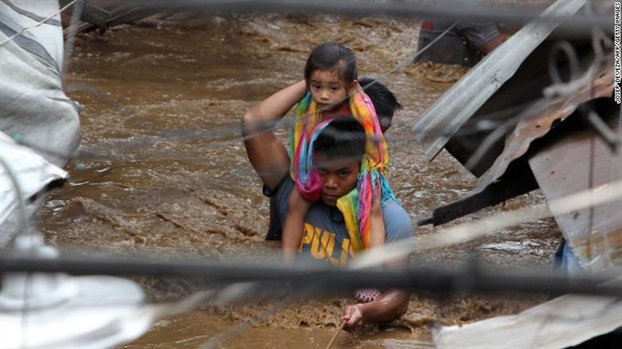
[308,70,351,114]
[314,153,360,207]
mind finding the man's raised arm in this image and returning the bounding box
[241,80,307,191]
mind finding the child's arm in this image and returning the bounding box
[368,198,385,250]
[282,190,312,263]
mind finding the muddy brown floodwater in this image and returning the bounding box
[39,13,561,349]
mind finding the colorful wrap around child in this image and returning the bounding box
[289,88,398,253]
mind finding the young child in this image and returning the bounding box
[282,42,396,263]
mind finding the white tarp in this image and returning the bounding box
[0,0,80,167]
[0,132,68,226]
[0,0,80,246]
[434,293,622,348]
[0,275,149,349]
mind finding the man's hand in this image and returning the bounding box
[340,289,410,331]
[341,303,365,331]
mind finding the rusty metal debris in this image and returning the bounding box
[413,0,621,276]
[416,56,615,225]
[416,45,619,273]
[413,1,621,347]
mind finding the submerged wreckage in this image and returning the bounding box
[411,0,621,347]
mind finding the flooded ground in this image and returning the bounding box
[38,13,561,348]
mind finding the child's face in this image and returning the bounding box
[308,70,352,113]
[314,153,360,207]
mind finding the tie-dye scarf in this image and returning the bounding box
[289,90,397,252]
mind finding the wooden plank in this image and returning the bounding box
[528,116,622,273]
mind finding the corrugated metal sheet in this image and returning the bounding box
[411,0,587,161]
[473,68,614,194]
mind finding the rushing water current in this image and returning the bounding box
[38,14,561,348]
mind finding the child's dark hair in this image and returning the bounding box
[304,42,357,85]
[313,117,366,163]
[359,78,403,131]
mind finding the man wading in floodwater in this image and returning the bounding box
[241,78,414,330]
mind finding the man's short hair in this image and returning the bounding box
[312,116,366,163]
[359,78,402,131]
